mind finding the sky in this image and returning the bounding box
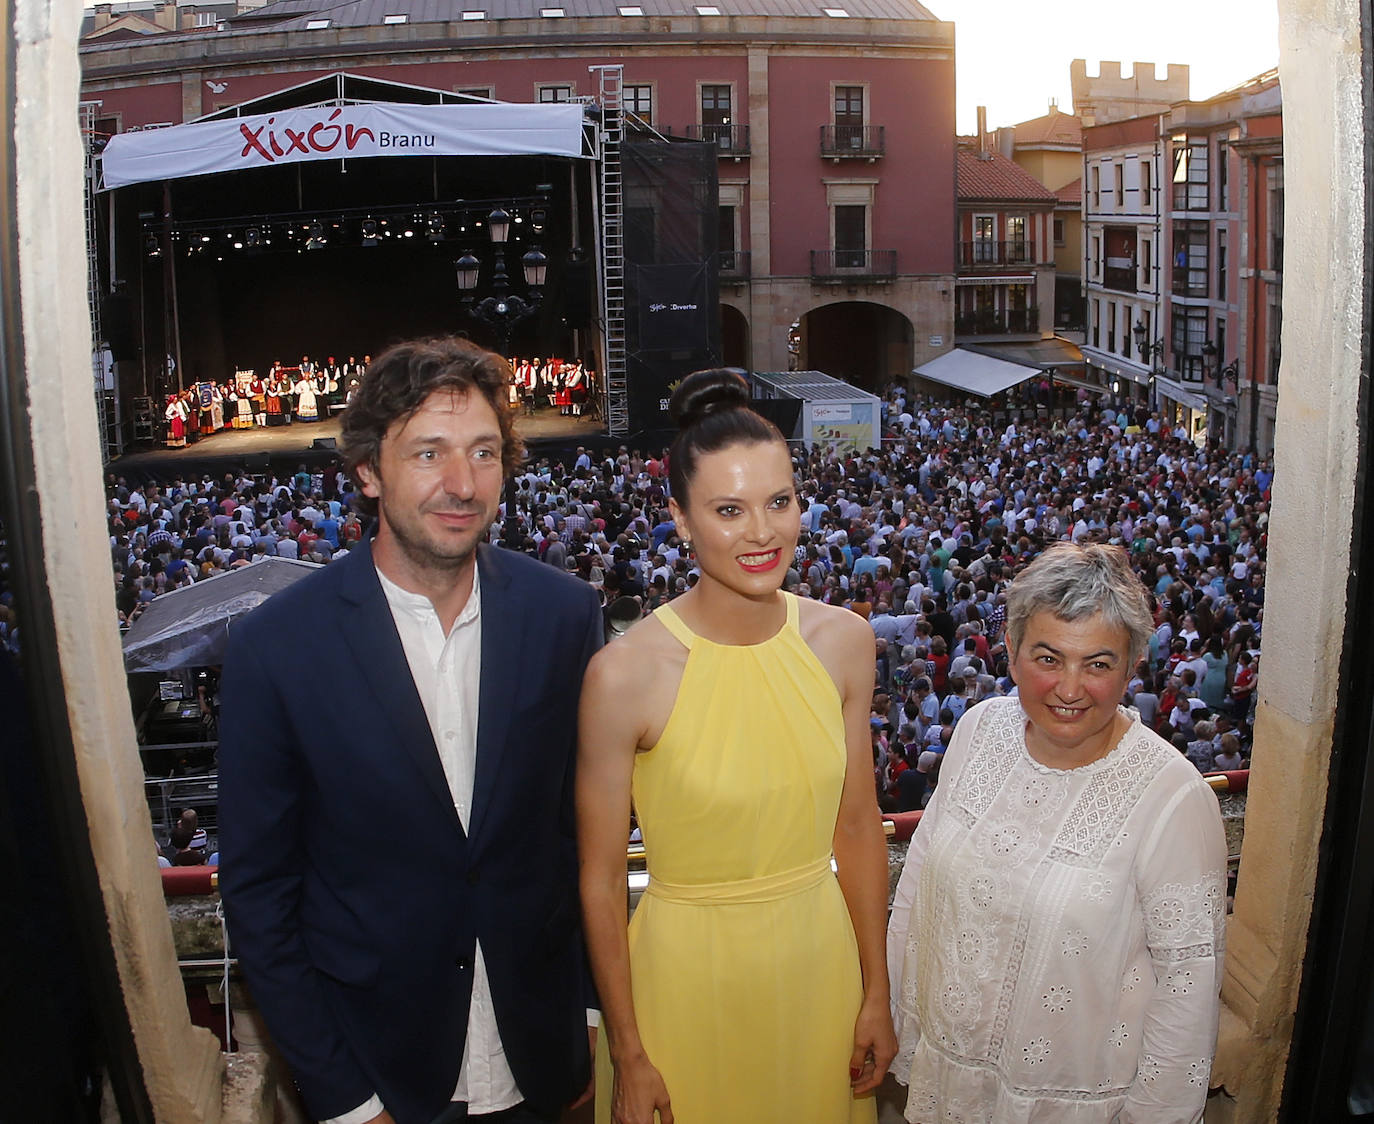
[933,0,1282,135]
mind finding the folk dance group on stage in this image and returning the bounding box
[508,355,595,417]
[163,355,369,446]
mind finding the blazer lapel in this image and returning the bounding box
[467,544,522,844]
[335,537,464,835]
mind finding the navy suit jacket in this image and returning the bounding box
[219,538,603,1124]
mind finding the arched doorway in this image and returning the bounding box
[797,301,911,391]
[721,303,750,369]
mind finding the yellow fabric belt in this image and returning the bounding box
[645,856,833,905]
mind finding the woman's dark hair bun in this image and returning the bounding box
[668,368,751,431]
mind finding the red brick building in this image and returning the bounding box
[953,139,1058,343]
[80,0,957,398]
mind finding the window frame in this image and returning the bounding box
[536,83,575,104]
[623,82,655,128]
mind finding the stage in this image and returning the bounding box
[111,407,607,481]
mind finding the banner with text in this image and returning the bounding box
[101,102,588,190]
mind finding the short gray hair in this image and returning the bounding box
[1006,542,1153,664]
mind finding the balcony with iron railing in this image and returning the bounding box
[810,249,897,282]
[958,240,1036,268]
[719,249,751,280]
[819,123,885,159]
[684,123,750,156]
[955,306,1041,336]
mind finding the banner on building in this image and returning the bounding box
[633,263,712,353]
[100,102,589,189]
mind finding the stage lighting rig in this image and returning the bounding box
[361,218,379,247]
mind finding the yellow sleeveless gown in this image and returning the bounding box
[595,592,877,1123]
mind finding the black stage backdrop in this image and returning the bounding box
[116,152,587,401]
[622,139,721,433]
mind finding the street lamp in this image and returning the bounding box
[1199,339,1240,448]
[1134,322,1165,413]
[455,206,547,355]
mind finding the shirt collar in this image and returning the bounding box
[376,560,481,631]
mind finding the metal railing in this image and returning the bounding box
[146,769,220,839]
[809,248,897,281]
[685,122,750,155]
[958,240,1036,267]
[819,123,885,158]
[719,249,751,279]
[955,307,1041,335]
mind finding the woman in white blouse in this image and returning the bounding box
[887,542,1227,1123]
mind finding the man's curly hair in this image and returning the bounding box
[341,337,525,517]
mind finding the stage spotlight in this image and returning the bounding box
[145,234,161,258]
[426,212,445,242]
[361,218,379,247]
[529,205,547,234]
[306,221,327,250]
[245,227,261,248]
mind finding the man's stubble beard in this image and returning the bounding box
[381,496,487,578]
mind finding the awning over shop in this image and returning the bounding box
[1154,377,1211,413]
[100,101,589,190]
[912,348,1040,398]
[1049,372,1110,395]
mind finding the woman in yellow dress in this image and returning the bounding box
[577,369,896,1124]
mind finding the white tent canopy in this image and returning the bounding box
[913,348,1040,398]
[100,101,589,190]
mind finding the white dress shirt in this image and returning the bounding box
[324,564,521,1124]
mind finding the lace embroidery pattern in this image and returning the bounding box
[952,700,1024,824]
[1137,1053,1162,1085]
[909,1035,1133,1102]
[1143,874,1227,954]
[985,862,1051,1063]
[1047,730,1175,867]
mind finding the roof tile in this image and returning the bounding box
[956,146,1058,203]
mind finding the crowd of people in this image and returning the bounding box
[162,354,370,445]
[506,355,596,417]
[116,381,1267,797]
[162,353,601,447]
[93,338,1265,1123]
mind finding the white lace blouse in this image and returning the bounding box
[887,697,1227,1124]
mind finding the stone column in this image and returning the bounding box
[12,0,224,1117]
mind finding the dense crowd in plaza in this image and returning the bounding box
[105,380,1268,807]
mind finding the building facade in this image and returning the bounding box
[953,138,1057,345]
[1081,114,1171,418]
[1164,71,1282,452]
[998,105,1084,332]
[79,0,957,393]
[1080,69,1282,451]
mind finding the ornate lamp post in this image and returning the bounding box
[1200,339,1240,449]
[454,205,551,549]
[1133,321,1165,414]
[455,206,548,356]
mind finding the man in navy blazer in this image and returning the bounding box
[219,338,602,1124]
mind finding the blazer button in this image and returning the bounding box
[455,956,470,971]
[467,868,480,885]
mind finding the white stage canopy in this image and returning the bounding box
[100,102,589,190]
[913,348,1041,398]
